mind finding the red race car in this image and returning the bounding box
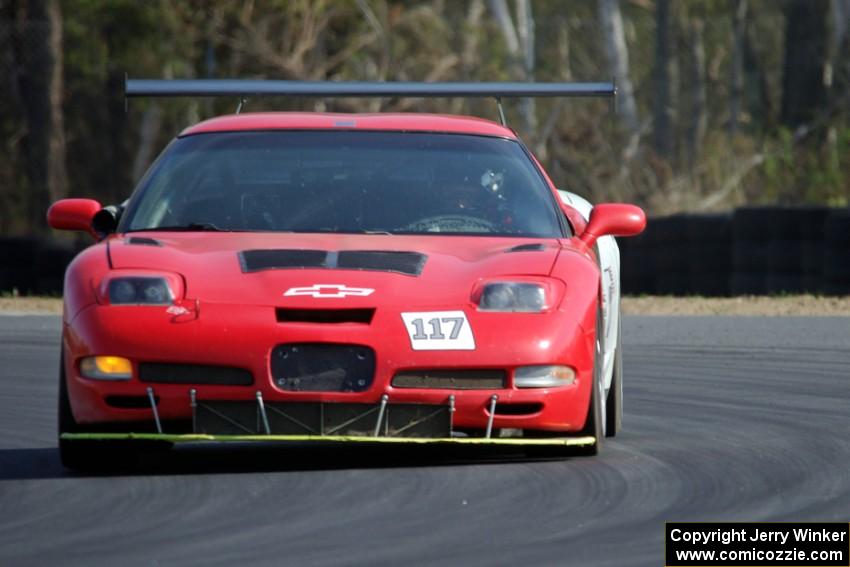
[48,80,645,470]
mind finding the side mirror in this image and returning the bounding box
[92,205,122,235]
[579,203,646,247]
[47,199,102,237]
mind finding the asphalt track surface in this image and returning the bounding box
[1,315,848,566]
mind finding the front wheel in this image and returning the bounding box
[58,350,165,472]
[576,306,606,454]
[58,354,107,471]
[524,306,606,459]
[605,305,623,437]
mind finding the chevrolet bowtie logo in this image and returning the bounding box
[283,284,375,298]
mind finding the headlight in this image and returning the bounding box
[514,365,575,388]
[98,271,184,306]
[107,277,173,305]
[477,282,547,312]
[80,356,132,380]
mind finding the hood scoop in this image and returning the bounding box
[240,249,326,271]
[505,243,547,253]
[239,249,427,276]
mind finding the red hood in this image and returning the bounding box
[108,232,562,307]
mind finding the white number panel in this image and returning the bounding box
[401,311,476,351]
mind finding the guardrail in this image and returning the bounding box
[2,206,849,296]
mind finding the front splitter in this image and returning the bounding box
[61,432,596,447]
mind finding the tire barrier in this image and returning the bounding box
[765,207,805,294]
[1,207,849,297]
[688,213,733,297]
[0,237,40,294]
[0,237,85,295]
[617,229,656,295]
[618,206,850,296]
[824,208,850,295]
[652,215,692,295]
[731,207,773,295]
[798,206,831,293]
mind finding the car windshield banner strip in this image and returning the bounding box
[126,79,616,99]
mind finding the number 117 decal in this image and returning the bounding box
[401,311,476,350]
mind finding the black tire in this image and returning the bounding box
[58,350,160,472]
[654,273,691,296]
[732,206,778,241]
[605,309,622,437]
[825,210,850,294]
[576,307,605,455]
[619,232,657,295]
[524,306,605,458]
[0,236,39,293]
[730,271,767,295]
[58,352,106,472]
[689,273,732,297]
[688,214,733,280]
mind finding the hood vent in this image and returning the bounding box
[240,249,426,276]
[126,236,162,247]
[505,243,546,253]
[240,249,327,271]
[337,250,426,275]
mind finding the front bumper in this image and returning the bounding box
[64,300,596,434]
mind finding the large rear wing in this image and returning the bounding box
[125,78,615,99]
[125,78,616,125]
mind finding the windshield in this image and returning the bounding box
[120,130,564,238]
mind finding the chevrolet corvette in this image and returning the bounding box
[47,80,645,470]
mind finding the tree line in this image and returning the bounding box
[1,0,848,236]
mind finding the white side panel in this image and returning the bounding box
[557,190,620,391]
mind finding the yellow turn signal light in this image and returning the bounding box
[80,356,133,380]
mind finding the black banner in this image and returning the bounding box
[666,523,849,566]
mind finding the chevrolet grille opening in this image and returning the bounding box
[138,363,254,386]
[276,308,375,324]
[391,369,507,389]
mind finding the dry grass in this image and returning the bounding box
[622,295,850,316]
[2,295,850,316]
[0,297,63,314]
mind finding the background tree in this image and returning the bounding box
[781,0,830,130]
[11,0,67,232]
[597,0,640,141]
[729,0,747,137]
[2,0,850,236]
[652,0,675,162]
[487,0,537,139]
